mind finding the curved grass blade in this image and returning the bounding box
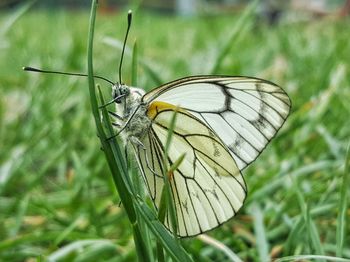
[135,200,193,262]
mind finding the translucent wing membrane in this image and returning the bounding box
[142,76,291,170]
[126,75,290,237]
[132,105,246,237]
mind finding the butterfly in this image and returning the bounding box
[23,11,291,238]
[110,75,291,237]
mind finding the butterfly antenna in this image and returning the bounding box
[23,66,115,85]
[118,10,132,84]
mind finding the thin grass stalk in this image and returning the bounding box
[97,86,150,262]
[156,152,185,261]
[162,110,179,237]
[87,0,132,222]
[249,203,270,262]
[130,40,154,258]
[156,110,180,261]
[210,0,258,73]
[86,1,149,261]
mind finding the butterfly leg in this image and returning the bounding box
[106,104,141,140]
[143,148,158,176]
[112,122,122,128]
[129,137,158,179]
[133,138,158,177]
[108,110,127,121]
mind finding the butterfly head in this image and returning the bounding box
[112,83,130,104]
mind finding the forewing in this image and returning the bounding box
[134,106,247,237]
[142,76,291,170]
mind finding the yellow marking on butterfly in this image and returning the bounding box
[147,101,179,120]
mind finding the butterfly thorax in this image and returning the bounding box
[113,85,151,143]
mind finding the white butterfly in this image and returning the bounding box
[111,75,291,237]
[23,11,290,238]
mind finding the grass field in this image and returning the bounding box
[1,2,350,262]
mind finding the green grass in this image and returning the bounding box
[1,2,350,261]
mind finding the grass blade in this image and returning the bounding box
[135,200,193,262]
[336,144,350,257]
[162,109,179,237]
[210,0,258,73]
[291,175,325,257]
[87,2,150,261]
[156,109,180,261]
[249,203,270,262]
[197,235,243,262]
[97,86,151,261]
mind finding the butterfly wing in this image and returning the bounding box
[142,76,291,170]
[132,103,247,237]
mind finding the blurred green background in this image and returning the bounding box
[1,0,350,261]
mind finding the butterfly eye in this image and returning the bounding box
[112,86,121,104]
[112,84,130,104]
